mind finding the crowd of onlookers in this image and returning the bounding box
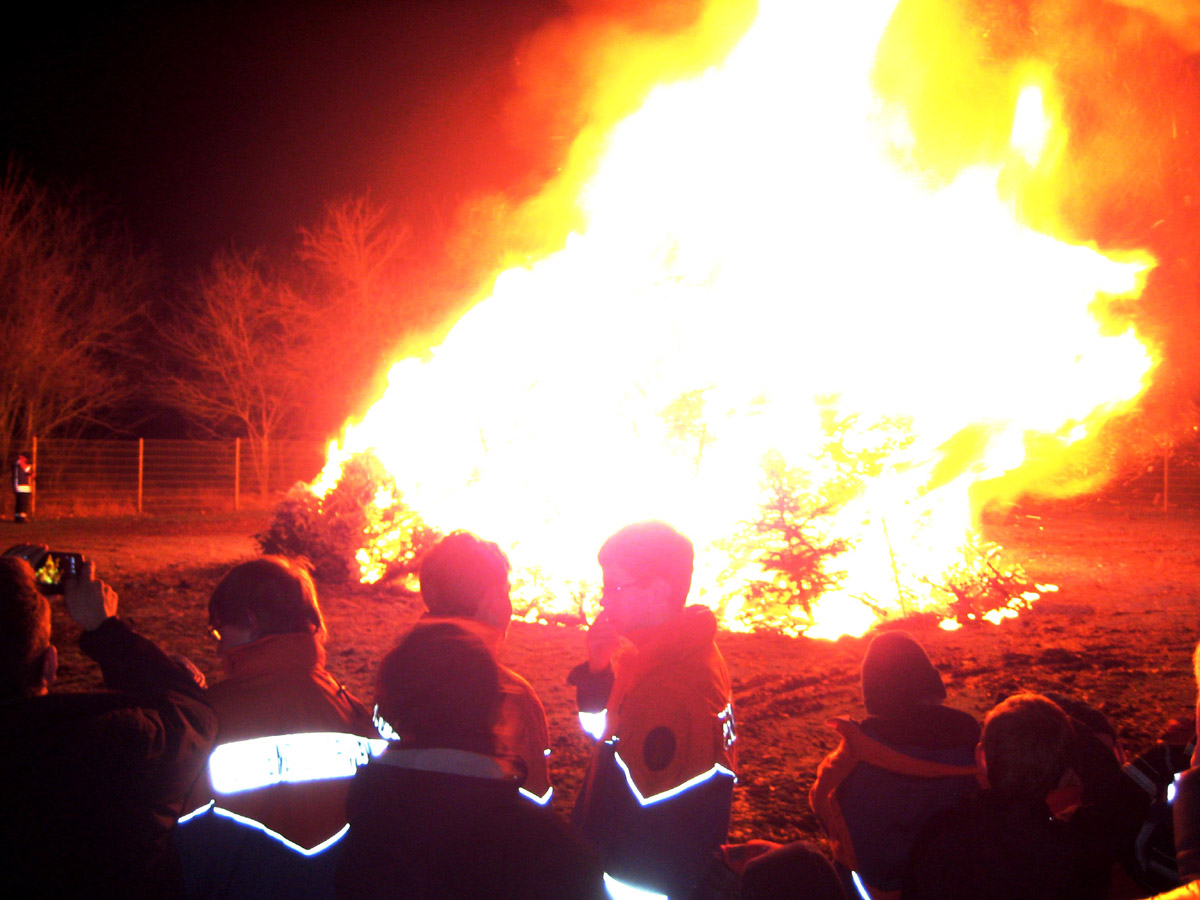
[3,521,1200,900]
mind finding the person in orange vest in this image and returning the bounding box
[176,556,377,900]
[12,451,32,523]
[417,530,553,805]
[569,520,737,899]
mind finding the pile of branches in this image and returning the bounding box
[257,450,439,586]
[930,539,1044,625]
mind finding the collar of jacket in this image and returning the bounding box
[603,605,720,741]
[623,604,717,663]
[375,746,523,782]
[221,631,325,679]
[419,613,505,655]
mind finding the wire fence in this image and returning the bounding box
[16,437,327,517]
[1090,446,1200,514]
[6,436,1200,520]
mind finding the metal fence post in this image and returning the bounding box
[1163,447,1170,515]
[234,438,240,511]
[138,438,144,515]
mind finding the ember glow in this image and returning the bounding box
[313,0,1158,638]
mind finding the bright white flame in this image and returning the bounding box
[1011,85,1051,165]
[316,0,1156,639]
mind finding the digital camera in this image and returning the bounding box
[32,550,83,594]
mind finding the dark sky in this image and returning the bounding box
[0,0,568,274]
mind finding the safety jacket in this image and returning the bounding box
[457,623,554,804]
[337,745,607,900]
[810,715,983,899]
[570,605,736,899]
[176,632,378,899]
[12,458,31,493]
[182,631,375,848]
[496,664,553,803]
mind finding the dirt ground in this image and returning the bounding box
[7,503,1198,847]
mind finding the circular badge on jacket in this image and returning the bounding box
[643,726,677,772]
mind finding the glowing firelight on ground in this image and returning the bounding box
[313,0,1156,638]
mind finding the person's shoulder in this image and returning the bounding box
[919,703,981,742]
[4,688,190,767]
[498,664,540,698]
[1,690,130,736]
[908,793,990,867]
[864,703,980,750]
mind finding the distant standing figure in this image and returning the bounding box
[12,452,32,523]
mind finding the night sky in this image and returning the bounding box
[6,0,1200,431]
[0,0,568,275]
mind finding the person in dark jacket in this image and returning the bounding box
[903,692,1148,900]
[418,530,553,804]
[0,553,217,900]
[809,630,981,899]
[336,619,607,900]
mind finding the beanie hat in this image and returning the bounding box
[860,631,946,718]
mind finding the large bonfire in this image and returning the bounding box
[288,0,1194,639]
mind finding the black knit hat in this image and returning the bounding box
[860,631,946,717]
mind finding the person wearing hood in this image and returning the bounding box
[569,520,737,900]
[808,630,982,900]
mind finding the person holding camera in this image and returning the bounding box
[0,552,217,900]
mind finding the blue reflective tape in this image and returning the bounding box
[603,872,668,899]
[611,750,735,806]
[718,702,737,750]
[372,704,401,741]
[178,800,215,824]
[205,805,350,856]
[519,785,554,806]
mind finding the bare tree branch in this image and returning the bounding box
[155,250,312,492]
[0,161,148,464]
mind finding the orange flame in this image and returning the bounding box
[314,0,1157,638]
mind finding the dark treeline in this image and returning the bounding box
[0,160,457,479]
